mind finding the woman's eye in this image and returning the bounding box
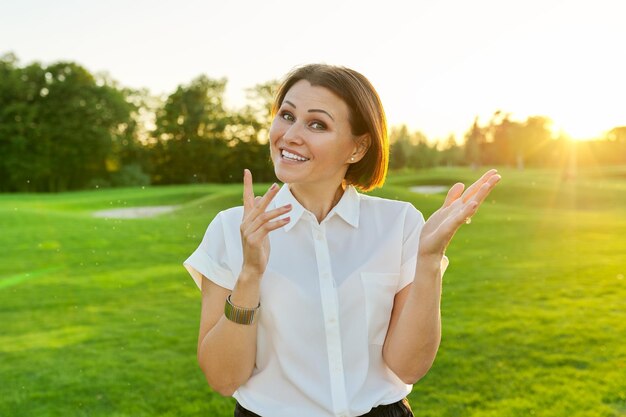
[281,111,295,122]
[310,121,326,130]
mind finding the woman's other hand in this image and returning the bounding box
[240,169,291,277]
[417,169,501,261]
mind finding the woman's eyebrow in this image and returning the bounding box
[309,109,334,121]
[284,100,335,121]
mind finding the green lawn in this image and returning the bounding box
[0,166,624,417]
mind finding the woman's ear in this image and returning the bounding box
[348,134,371,163]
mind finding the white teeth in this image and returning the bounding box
[281,150,309,161]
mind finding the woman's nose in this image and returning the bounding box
[283,122,304,144]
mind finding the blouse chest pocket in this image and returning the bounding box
[360,272,400,345]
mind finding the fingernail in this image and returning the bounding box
[270,183,278,190]
[284,204,292,209]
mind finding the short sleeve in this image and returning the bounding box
[183,211,239,291]
[398,204,449,292]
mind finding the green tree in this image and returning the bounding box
[439,134,463,167]
[0,54,136,192]
[155,75,228,143]
[464,117,485,169]
[408,131,438,169]
[241,80,279,143]
[521,116,553,168]
[486,111,518,166]
[389,125,412,170]
[0,53,22,191]
[150,75,276,184]
[152,75,229,183]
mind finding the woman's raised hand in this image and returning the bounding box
[418,169,501,260]
[240,169,292,277]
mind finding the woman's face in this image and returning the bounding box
[269,80,362,189]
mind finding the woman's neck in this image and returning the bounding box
[289,182,346,223]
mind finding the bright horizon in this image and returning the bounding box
[2,0,625,142]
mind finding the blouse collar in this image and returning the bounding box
[273,184,360,232]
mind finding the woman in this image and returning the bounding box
[184,64,501,417]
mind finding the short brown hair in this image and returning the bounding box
[272,64,388,191]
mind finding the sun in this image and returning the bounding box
[546,94,626,141]
[551,119,607,142]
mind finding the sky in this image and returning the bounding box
[2,0,625,142]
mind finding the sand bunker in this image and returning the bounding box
[92,205,179,219]
[409,185,449,194]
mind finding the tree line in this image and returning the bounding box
[1,53,625,193]
[391,113,626,172]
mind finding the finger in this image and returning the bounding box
[461,169,498,203]
[423,197,457,229]
[243,169,255,213]
[439,200,479,238]
[250,182,280,215]
[461,168,498,203]
[466,174,501,208]
[425,183,465,228]
[430,182,465,224]
[248,217,291,241]
[453,175,500,228]
[262,217,291,233]
[429,173,501,240]
[456,201,479,229]
[243,210,291,243]
[245,204,292,235]
[443,183,465,208]
[424,203,476,252]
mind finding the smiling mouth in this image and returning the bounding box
[281,149,310,162]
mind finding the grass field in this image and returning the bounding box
[0,166,624,417]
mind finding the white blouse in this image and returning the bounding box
[183,185,448,417]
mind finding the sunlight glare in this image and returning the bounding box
[551,119,607,142]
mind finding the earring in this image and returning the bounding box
[350,157,355,162]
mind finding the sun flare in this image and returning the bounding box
[551,120,606,141]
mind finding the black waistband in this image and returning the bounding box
[234,398,413,417]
